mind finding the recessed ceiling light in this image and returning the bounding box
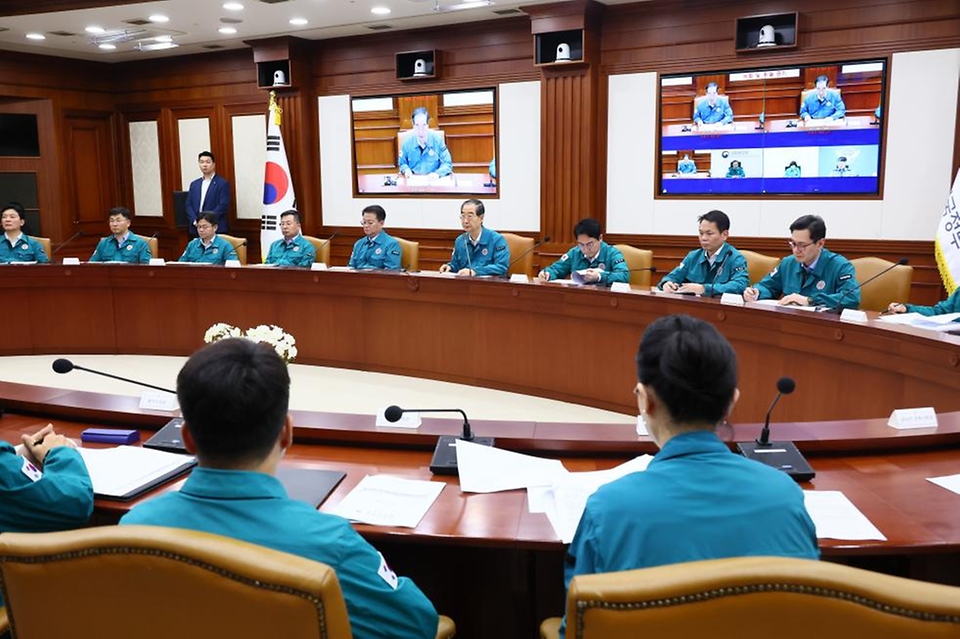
[218,27,237,34]
[26,33,45,40]
[85,26,105,34]
[154,35,173,43]
[99,43,116,50]
[223,2,244,9]
[371,7,391,15]
[148,14,170,23]
[289,17,308,26]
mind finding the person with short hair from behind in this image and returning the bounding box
[264,209,316,267]
[397,106,452,180]
[561,315,818,637]
[800,75,846,121]
[744,214,859,309]
[178,211,238,265]
[0,202,49,263]
[439,199,510,276]
[120,338,440,639]
[539,218,629,286]
[659,210,749,297]
[89,206,152,264]
[348,205,401,270]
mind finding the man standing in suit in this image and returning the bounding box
[186,151,231,236]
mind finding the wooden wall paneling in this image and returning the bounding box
[60,109,120,234]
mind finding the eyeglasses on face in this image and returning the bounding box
[787,239,817,250]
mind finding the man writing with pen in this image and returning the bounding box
[538,218,629,286]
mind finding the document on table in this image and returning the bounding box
[802,490,886,540]
[879,312,960,331]
[456,439,568,493]
[77,446,196,500]
[753,299,819,312]
[927,473,960,496]
[331,475,444,528]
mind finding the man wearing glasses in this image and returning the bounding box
[348,205,401,270]
[538,218,629,286]
[744,214,859,309]
[178,212,238,265]
[439,199,510,276]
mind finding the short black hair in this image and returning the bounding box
[2,202,25,221]
[636,314,737,427]
[698,210,730,233]
[198,211,219,226]
[573,218,602,240]
[461,199,485,217]
[705,81,719,92]
[730,160,741,167]
[837,156,847,163]
[280,209,301,224]
[815,75,829,86]
[198,151,215,163]
[177,338,290,466]
[412,107,430,123]
[362,204,386,223]
[108,206,132,221]
[790,214,826,242]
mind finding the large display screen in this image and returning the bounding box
[658,60,886,196]
[351,89,497,196]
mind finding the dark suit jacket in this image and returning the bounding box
[186,174,231,235]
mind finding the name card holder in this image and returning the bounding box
[610,282,632,294]
[888,407,938,429]
[840,308,868,323]
[310,262,328,271]
[139,390,179,412]
[62,257,81,265]
[509,273,529,283]
[148,258,165,266]
[721,293,745,306]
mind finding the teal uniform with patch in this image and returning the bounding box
[543,241,629,286]
[658,244,749,297]
[348,231,402,271]
[906,288,960,316]
[179,235,239,265]
[446,227,510,276]
[752,248,860,309]
[0,233,49,263]
[265,234,316,267]
[89,233,152,264]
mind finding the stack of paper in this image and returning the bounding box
[879,312,960,332]
[332,475,445,528]
[77,446,196,500]
[802,491,886,540]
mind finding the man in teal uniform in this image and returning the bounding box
[348,205,401,270]
[178,212,239,264]
[265,209,316,267]
[1,202,49,263]
[439,199,510,276]
[120,338,440,639]
[89,206,152,264]
[887,288,960,316]
[745,214,860,309]
[1,423,95,607]
[659,210,748,297]
[562,315,818,638]
[538,218,629,286]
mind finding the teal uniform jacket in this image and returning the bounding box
[543,242,630,286]
[753,248,860,309]
[0,443,95,607]
[179,235,238,265]
[90,233,152,264]
[348,231,401,271]
[906,288,960,316]
[658,244,749,297]
[561,431,819,638]
[446,227,510,276]
[121,468,439,639]
[265,234,316,267]
[0,233,49,263]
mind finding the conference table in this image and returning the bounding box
[2,264,960,638]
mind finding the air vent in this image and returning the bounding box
[124,19,152,26]
[367,24,393,31]
[492,8,522,15]
[220,17,243,24]
[0,27,8,33]
[202,44,226,49]
[257,0,291,4]
[49,30,78,36]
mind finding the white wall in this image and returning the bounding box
[606,48,960,240]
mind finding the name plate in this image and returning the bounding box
[610,282,632,294]
[509,273,529,283]
[62,257,81,265]
[840,308,868,323]
[720,293,745,306]
[888,407,938,429]
[375,407,421,429]
[224,259,242,268]
[310,262,328,271]
[148,258,165,266]
[139,390,179,412]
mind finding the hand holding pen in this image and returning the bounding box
[21,424,74,468]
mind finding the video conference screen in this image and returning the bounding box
[658,59,886,196]
[351,89,497,196]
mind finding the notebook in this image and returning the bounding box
[77,446,196,501]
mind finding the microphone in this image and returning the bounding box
[821,257,908,314]
[464,232,473,275]
[628,266,657,274]
[384,404,494,475]
[51,231,83,260]
[52,358,175,395]
[317,232,337,250]
[505,235,550,276]
[138,231,159,262]
[736,377,815,483]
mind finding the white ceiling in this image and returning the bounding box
[0,0,640,63]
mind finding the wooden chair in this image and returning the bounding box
[851,256,913,312]
[500,232,534,277]
[614,244,654,287]
[133,233,159,259]
[740,249,780,286]
[303,235,331,265]
[34,236,52,261]
[394,236,420,271]
[541,556,960,639]
[219,233,248,265]
[0,606,7,636]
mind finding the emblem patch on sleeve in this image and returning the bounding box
[377,552,399,590]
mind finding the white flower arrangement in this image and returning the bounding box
[204,323,298,364]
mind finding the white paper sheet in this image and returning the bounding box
[331,474,444,528]
[802,490,886,540]
[456,439,568,493]
[927,473,960,496]
[753,299,819,312]
[879,312,960,330]
[77,446,195,498]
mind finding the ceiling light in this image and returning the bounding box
[148,14,170,23]
[445,0,492,10]
[371,7,391,15]
[85,26,105,34]
[154,35,173,42]
[218,27,237,34]
[289,17,308,26]
[99,43,116,50]
[26,33,45,40]
[138,41,179,51]
[223,2,244,9]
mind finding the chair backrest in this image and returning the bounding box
[740,249,781,285]
[134,233,159,259]
[397,129,446,157]
[35,236,52,261]
[0,525,351,639]
[394,236,419,271]
[614,244,653,287]
[851,256,913,312]
[303,235,331,265]
[219,234,248,265]
[548,556,960,639]
[500,232,534,277]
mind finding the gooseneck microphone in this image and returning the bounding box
[822,257,908,314]
[317,232,337,251]
[506,236,551,275]
[628,266,658,274]
[52,358,175,395]
[51,231,83,259]
[736,376,815,482]
[138,231,160,262]
[464,231,474,275]
[384,404,494,475]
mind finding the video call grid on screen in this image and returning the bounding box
[350,88,498,197]
[657,59,887,196]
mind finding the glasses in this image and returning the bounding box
[460,213,478,221]
[360,219,378,226]
[787,239,817,251]
[577,240,598,250]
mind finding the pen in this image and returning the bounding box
[32,436,45,446]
